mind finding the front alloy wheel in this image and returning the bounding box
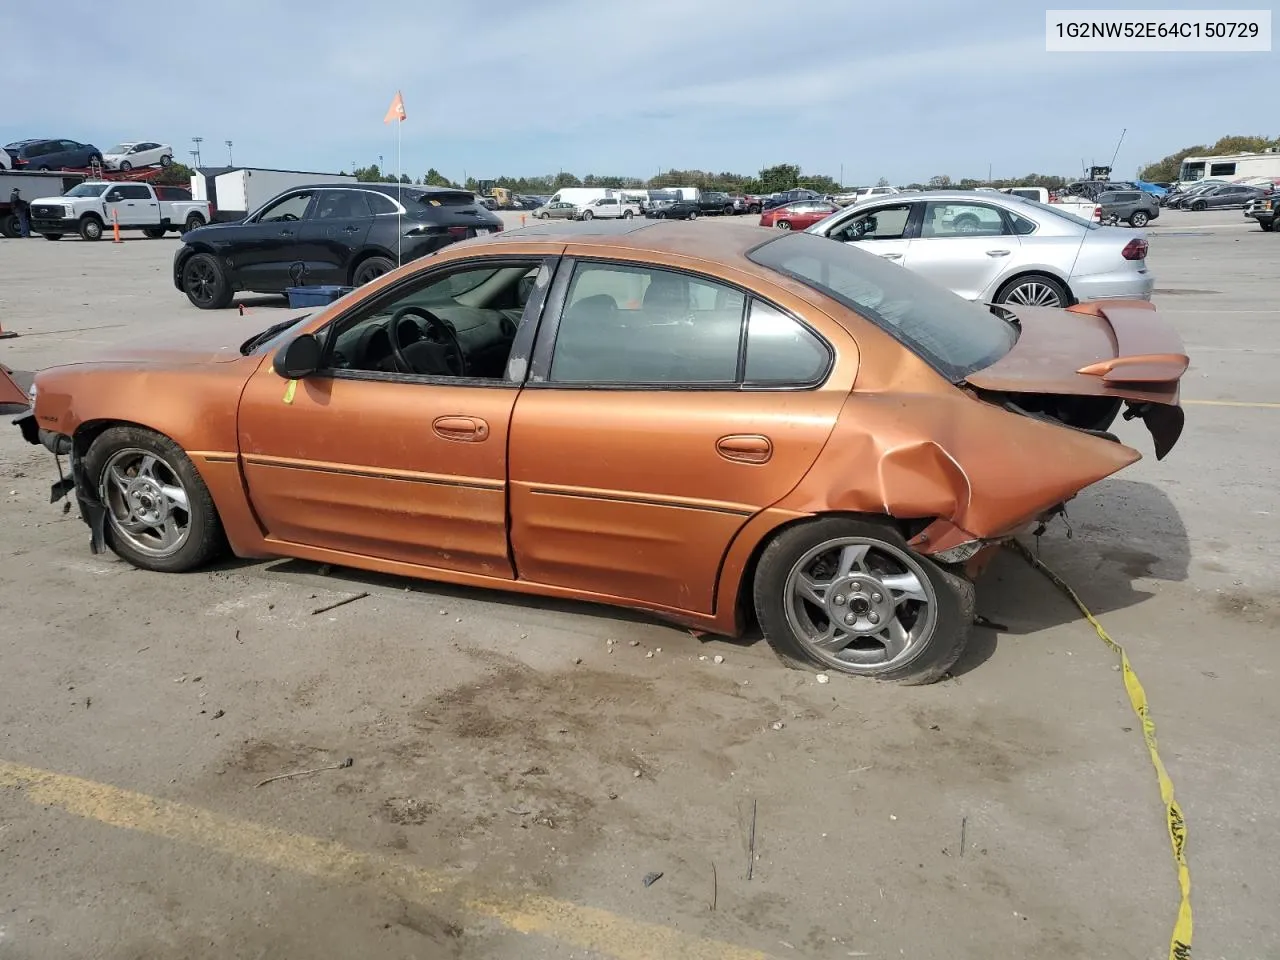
[100,448,191,558]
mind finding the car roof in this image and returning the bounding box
[289,182,471,197]
[467,219,781,267]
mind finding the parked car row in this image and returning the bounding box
[1161,180,1272,211]
[3,138,172,172]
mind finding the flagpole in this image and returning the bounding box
[396,112,402,268]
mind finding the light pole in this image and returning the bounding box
[191,137,203,167]
[225,140,234,166]
[189,150,199,169]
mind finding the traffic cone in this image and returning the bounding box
[0,318,16,340]
[520,214,526,226]
[112,210,121,243]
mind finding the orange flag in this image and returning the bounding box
[384,91,406,124]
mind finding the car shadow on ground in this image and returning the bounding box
[950,478,1190,676]
[243,476,1188,678]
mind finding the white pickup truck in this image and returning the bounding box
[27,180,211,241]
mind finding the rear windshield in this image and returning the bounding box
[747,232,1017,382]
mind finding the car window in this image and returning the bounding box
[119,184,151,199]
[257,192,313,222]
[366,192,399,214]
[314,190,372,219]
[748,232,1017,383]
[326,260,545,380]
[829,203,913,242]
[60,140,80,151]
[920,202,1008,238]
[744,300,830,384]
[550,262,745,384]
[1009,213,1037,235]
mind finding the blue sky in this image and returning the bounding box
[2,0,1275,185]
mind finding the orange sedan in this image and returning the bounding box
[16,220,1188,684]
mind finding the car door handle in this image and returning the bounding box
[716,434,772,464]
[279,229,294,236]
[433,416,489,442]
[986,249,1011,257]
[879,252,902,260]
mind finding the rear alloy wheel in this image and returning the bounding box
[1128,211,1149,227]
[754,517,974,684]
[182,252,233,309]
[183,214,204,234]
[353,255,396,286]
[160,155,173,167]
[994,273,1068,309]
[622,209,633,219]
[84,426,225,573]
[776,220,793,230]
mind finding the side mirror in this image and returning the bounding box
[273,333,322,379]
[106,192,123,202]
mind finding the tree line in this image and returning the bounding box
[1138,134,1279,183]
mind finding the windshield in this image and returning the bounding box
[747,232,1018,382]
[106,143,133,154]
[65,184,111,197]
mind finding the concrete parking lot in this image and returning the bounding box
[1,210,1277,960]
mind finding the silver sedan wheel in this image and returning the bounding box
[100,448,192,558]
[1003,280,1063,308]
[784,536,937,673]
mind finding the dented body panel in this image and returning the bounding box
[15,223,1188,636]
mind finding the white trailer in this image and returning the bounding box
[191,166,357,221]
[1177,151,1280,188]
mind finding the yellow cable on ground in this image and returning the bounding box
[1011,540,1192,960]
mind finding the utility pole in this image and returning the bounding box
[191,137,203,167]
[225,140,233,166]
[189,150,199,168]
[988,163,993,184]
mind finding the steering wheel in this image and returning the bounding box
[388,305,467,377]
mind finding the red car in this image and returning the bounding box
[759,199,840,231]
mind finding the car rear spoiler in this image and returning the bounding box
[1064,300,1190,384]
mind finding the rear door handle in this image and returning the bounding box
[279,229,294,236]
[716,434,772,464]
[342,225,360,232]
[433,416,490,442]
[986,249,1011,257]
[879,252,902,260]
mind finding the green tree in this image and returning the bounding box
[423,168,458,188]
[928,174,952,189]
[156,161,194,185]
[552,171,582,188]
[353,164,382,182]
[758,163,801,193]
[875,177,890,188]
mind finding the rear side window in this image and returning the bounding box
[744,300,830,384]
[314,190,372,219]
[366,192,399,214]
[551,263,744,384]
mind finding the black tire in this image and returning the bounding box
[183,214,205,234]
[776,220,793,231]
[181,252,234,309]
[352,255,395,286]
[160,155,173,167]
[688,209,699,221]
[0,213,18,238]
[622,209,633,219]
[723,205,735,216]
[1128,211,1149,227]
[42,233,63,241]
[749,205,761,214]
[83,425,225,574]
[119,160,133,172]
[993,273,1069,309]
[581,210,593,221]
[1260,219,1274,232]
[1191,201,1207,212]
[88,153,102,166]
[657,212,667,219]
[753,516,974,685]
[142,227,166,239]
[79,217,104,241]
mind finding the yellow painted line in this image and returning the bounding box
[0,758,768,960]
[1184,399,1280,408]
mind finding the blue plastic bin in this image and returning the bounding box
[285,285,354,309]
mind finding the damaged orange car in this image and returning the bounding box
[15,221,1187,684]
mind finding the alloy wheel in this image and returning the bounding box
[1003,281,1063,307]
[783,537,937,673]
[185,259,218,305]
[100,448,192,558]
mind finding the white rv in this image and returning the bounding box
[1177,151,1280,188]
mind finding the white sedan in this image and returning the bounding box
[101,142,174,171]
[806,189,1151,308]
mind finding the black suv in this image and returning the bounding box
[174,183,503,309]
